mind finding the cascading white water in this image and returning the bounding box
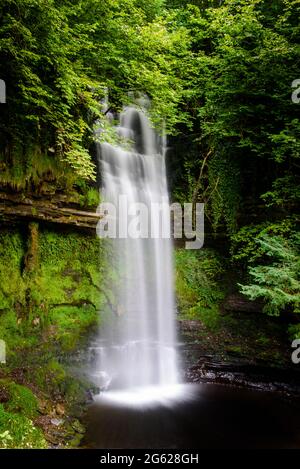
[91,105,178,394]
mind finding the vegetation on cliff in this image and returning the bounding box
[0,227,105,447]
[167,0,299,325]
[0,0,299,447]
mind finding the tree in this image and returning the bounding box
[0,0,190,188]
[168,0,300,235]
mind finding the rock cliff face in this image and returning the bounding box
[0,192,101,230]
[222,293,264,314]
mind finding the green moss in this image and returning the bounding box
[0,145,76,193]
[0,379,38,419]
[39,229,101,265]
[31,360,93,411]
[33,359,66,395]
[0,310,39,355]
[45,359,66,385]
[255,334,271,347]
[0,380,46,449]
[78,187,100,209]
[0,404,47,449]
[193,305,220,332]
[0,231,26,311]
[0,227,104,356]
[49,305,98,351]
[226,345,243,356]
[0,226,109,447]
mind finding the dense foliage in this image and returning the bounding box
[0,1,298,321]
[0,0,299,313]
[0,0,189,187]
[239,234,300,316]
[166,0,299,317]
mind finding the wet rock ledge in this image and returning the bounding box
[186,357,300,398]
[178,319,300,399]
[0,192,101,230]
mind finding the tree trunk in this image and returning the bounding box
[24,222,39,273]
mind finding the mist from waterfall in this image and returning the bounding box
[89,105,179,396]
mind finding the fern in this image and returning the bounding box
[239,234,300,316]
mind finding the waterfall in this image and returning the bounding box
[91,105,178,394]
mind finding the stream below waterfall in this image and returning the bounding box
[83,382,300,449]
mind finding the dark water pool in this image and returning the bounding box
[83,383,300,449]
